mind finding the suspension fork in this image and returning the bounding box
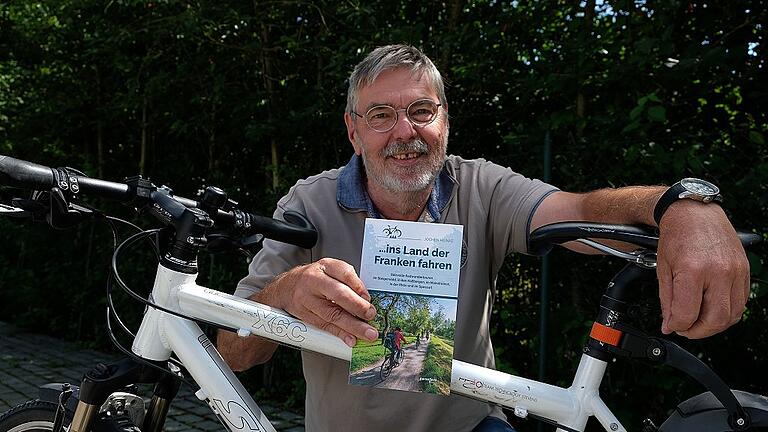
[69,357,178,432]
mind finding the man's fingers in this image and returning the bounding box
[678,283,732,339]
[728,273,749,326]
[657,261,674,334]
[297,304,358,347]
[316,279,376,321]
[314,259,375,320]
[664,271,704,335]
[319,258,371,301]
[303,296,379,344]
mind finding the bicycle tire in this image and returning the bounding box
[380,355,393,380]
[0,400,141,432]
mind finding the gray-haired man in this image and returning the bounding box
[218,45,749,431]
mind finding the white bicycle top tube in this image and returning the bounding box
[176,283,351,360]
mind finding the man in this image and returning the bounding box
[218,44,749,431]
[393,327,406,360]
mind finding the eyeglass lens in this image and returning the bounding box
[365,100,439,132]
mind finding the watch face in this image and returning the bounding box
[681,178,719,196]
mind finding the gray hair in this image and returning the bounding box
[345,44,447,114]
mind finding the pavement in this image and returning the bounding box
[0,321,305,431]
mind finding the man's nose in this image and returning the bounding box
[390,110,418,141]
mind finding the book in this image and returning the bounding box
[348,218,462,395]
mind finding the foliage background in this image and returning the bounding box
[0,1,765,430]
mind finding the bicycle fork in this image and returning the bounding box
[68,358,181,432]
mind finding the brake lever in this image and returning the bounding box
[0,201,33,218]
[47,187,96,229]
[205,233,264,255]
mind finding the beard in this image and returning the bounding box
[359,134,448,194]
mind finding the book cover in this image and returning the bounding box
[349,218,462,395]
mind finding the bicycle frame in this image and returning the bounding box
[127,264,350,432]
[3,156,764,431]
[121,262,624,432]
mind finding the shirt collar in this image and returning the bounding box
[336,154,454,221]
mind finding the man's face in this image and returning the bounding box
[344,68,448,194]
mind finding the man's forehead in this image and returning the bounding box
[358,68,438,108]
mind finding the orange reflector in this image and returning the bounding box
[590,322,622,346]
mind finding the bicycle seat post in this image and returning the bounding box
[584,263,655,362]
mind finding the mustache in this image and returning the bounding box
[381,140,429,157]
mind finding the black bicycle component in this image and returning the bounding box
[52,383,73,432]
[78,358,173,407]
[529,222,659,255]
[642,418,659,431]
[658,338,751,430]
[584,263,656,362]
[6,197,47,220]
[529,222,761,255]
[198,186,228,216]
[47,186,98,229]
[0,155,57,189]
[149,189,214,272]
[1,154,318,248]
[659,390,768,431]
[587,289,753,430]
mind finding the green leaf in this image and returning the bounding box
[629,105,644,120]
[748,252,763,276]
[646,92,661,103]
[622,121,640,133]
[749,131,765,145]
[647,106,667,122]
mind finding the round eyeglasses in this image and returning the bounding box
[351,99,442,133]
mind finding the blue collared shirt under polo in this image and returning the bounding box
[336,154,454,221]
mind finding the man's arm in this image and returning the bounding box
[531,188,750,339]
[218,258,380,371]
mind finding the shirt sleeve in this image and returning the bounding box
[482,161,558,260]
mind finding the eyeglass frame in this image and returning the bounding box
[350,98,443,133]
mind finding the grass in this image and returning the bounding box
[419,335,454,395]
[350,339,388,372]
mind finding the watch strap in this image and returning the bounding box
[654,182,686,226]
[653,181,722,226]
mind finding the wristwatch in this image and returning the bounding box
[653,178,723,225]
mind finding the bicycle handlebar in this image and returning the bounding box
[529,221,761,256]
[0,155,318,249]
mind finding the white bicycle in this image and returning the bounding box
[0,154,766,432]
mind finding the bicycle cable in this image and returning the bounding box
[105,305,194,387]
[105,228,195,384]
[108,227,243,385]
[110,229,233,332]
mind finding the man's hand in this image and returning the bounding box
[657,200,750,338]
[262,257,379,347]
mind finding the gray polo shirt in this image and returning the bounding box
[235,154,557,432]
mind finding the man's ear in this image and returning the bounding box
[344,112,362,155]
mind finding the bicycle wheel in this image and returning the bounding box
[380,355,393,379]
[0,400,141,432]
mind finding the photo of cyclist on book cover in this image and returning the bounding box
[349,291,456,395]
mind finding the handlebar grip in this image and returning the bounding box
[737,230,762,248]
[249,210,318,249]
[0,155,54,189]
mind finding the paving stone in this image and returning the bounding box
[276,410,302,421]
[0,321,305,431]
[269,419,294,429]
[196,419,224,430]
